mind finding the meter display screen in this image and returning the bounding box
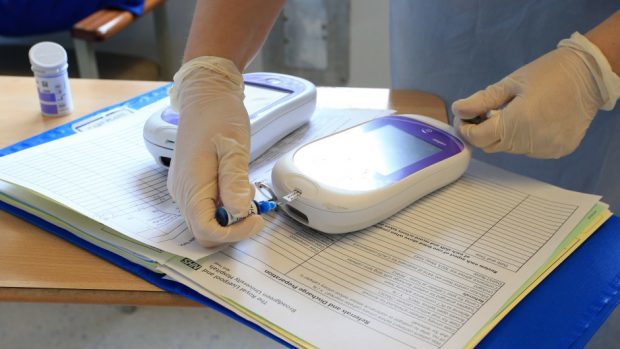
[369,125,441,175]
[244,84,290,117]
[294,122,443,191]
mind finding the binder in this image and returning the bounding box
[1,86,618,348]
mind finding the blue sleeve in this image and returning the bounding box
[0,0,145,36]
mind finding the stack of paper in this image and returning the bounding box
[0,100,610,348]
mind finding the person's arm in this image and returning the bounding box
[184,0,285,69]
[452,11,620,159]
[168,0,285,248]
[587,11,620,74]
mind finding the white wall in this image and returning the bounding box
[348,0,390,87]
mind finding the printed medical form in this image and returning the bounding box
[0,100,606,348]
[163,159,601,348]
[0,101,211,258]
[0,100,386,260]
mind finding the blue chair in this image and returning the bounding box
[0,0,173,79]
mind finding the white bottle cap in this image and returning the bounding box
[29,41,68,74]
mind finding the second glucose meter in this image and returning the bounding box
[271,114,471,234]
[144,72,316,167]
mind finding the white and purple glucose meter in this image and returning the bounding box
[272,114,471,234]
[143,72,316,167]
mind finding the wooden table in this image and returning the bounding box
[0,76,447,306]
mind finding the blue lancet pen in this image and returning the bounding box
[215,200,278,226]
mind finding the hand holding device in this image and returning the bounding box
[167,56,263,248]
[144,72,316,168]
[452,32,619,159]
[144,69,315,238]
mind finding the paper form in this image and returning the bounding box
[466,202,610,348]
[0,100,390,261]
[161,160,602,349]
[0,181,174,268]
[0,100,212,259]
[0,101,606,347]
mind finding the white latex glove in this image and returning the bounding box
[452,32,620,159]
[168,57,263,248]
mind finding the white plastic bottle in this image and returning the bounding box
[28,42,74,117]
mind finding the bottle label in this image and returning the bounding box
[35,72,73,116]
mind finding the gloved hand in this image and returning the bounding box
[452,32,620,159]
[167,57,263,248]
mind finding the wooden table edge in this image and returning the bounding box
[0,287,200,306]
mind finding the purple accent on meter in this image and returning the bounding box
[365,115,464,184]
[244,72,305,94]
[242,73,299,121]
[160,73,303,125]
[160,106,179,125]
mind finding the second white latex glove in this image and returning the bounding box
[452,33,617,159]
[168,57,263,248]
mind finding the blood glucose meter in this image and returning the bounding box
[272,114,471,234]
[144,72,316,167]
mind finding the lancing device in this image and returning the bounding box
[215,200,277,226]
[215,183,302,226]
